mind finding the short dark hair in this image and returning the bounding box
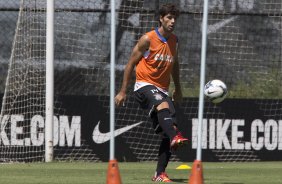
[159,3,180,21]
[159,3,179,25]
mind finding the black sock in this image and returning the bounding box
[156,137,171,175]
[157,108,177,140]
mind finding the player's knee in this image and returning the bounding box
[156,101,169,111]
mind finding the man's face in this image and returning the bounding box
[160,13,177,33]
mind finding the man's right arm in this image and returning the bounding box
[115,35,150,107]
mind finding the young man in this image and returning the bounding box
[115,3,188,183]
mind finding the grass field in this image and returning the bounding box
[0,161,282,184]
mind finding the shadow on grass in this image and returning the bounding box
[172,178,188,183]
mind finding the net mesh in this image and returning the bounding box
[0,0,281,162]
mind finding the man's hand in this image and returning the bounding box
[115,91,127,107]
[172,89,183,104]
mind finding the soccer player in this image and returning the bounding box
[115,3,188,183]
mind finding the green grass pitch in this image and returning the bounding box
[0,161,282,183]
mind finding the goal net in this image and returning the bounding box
[0,0,281,162]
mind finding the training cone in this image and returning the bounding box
[176,164,191,170]
[188,160,204,184]
[107,159,122,184]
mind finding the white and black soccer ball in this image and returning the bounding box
[204,79,227,104]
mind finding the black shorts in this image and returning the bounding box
[134,85,177,133]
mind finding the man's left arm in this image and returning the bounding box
[171,43,183,103]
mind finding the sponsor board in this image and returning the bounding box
[0,96,281,161]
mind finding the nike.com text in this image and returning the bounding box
[0,115,81,147]
[192,118,282,151]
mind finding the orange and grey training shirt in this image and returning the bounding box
[134,28,178,94]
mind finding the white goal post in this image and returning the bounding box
[45,0,54,163]
[196,0,209,162]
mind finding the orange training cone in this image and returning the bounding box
[188,160,204,184]
[107,159,122,184]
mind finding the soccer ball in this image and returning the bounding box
[204,79,227,104]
